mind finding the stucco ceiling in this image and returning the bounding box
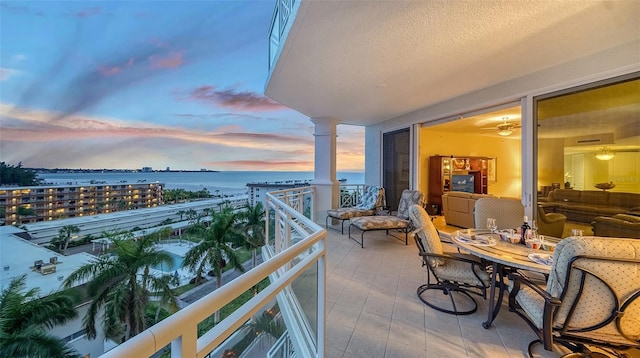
[265,1,640,126]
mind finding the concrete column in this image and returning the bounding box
[310,117,340,223]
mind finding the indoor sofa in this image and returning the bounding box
[591,214,640,238]
[539,189,640,223]
[441,191,494,228]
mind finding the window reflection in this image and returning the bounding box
[535,74,640,238]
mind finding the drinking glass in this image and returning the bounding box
[526,228,538,240]
[571,229,584,237]
[486,218,497,234]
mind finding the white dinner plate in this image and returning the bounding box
[528,253,553,266]
[454,234,497,247]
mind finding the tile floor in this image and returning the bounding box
[322,217,636,358]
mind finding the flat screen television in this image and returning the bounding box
[452,174,474,193]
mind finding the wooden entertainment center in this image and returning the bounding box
[428,155,490,213]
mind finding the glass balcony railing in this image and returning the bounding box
[268,0,298,70]
[101,186,326,357]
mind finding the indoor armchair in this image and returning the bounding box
[536,205,566,238]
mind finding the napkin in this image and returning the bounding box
[473,234,493,245]
[456,232,474,243]
[457,233,492,244]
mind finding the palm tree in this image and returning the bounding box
[176,210,186,221]
[150,274,179,324]
[0,275,80,358]
[238,202,266,269]
[186,209,198,223]
[63,234,178,342]
[54,225,81,253]
[248,311,285,340]
[182,207,246,323]
[14,206,35,225]
[156,227,173,242]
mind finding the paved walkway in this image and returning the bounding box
[179,254,265,306]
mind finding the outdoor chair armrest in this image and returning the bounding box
[509,272,561,350]
[420,251,486,267]
[509,272,558,304]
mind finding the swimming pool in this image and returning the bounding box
[153,251,184,272]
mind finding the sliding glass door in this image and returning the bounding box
[383,128,410,210]
[534,73,640,237]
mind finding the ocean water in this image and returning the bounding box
[37,171,364,194]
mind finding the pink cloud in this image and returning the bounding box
[98,65,122,77]
[149,51,183,69]
[96,58,135,77]
[186,85,286,112]
[0,105,311,151]
[205,160,314,171]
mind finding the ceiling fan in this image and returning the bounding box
[482,117,521,136]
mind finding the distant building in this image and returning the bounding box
[0,182,164,225]
[246,180,311,207]
[141,166,153,172]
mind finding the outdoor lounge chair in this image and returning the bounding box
[348,189,424,248]
[509,236,640,357]
[326,185,385,234]
[409,204,490,315]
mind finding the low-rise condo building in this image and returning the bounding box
[0,182,164,225]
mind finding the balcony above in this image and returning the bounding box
[265,1,640,126]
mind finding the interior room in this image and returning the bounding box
[419,75,640,237]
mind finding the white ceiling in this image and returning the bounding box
[265,1,640,126]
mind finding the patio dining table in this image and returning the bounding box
[451,229,558,329]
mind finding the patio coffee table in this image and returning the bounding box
[451,229,556,329]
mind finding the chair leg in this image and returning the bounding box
[417,283,478,315]
[348,224,365,248]
[527,339,542,358]
[325,216,346,235]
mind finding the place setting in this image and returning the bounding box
[522,223,556,266]
[453,226,498,247]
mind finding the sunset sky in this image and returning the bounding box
[0,1,364,171]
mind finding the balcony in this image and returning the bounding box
[96,184,580,358]
[268,0,297,70]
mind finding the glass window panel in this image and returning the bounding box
[534,74,640,238]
